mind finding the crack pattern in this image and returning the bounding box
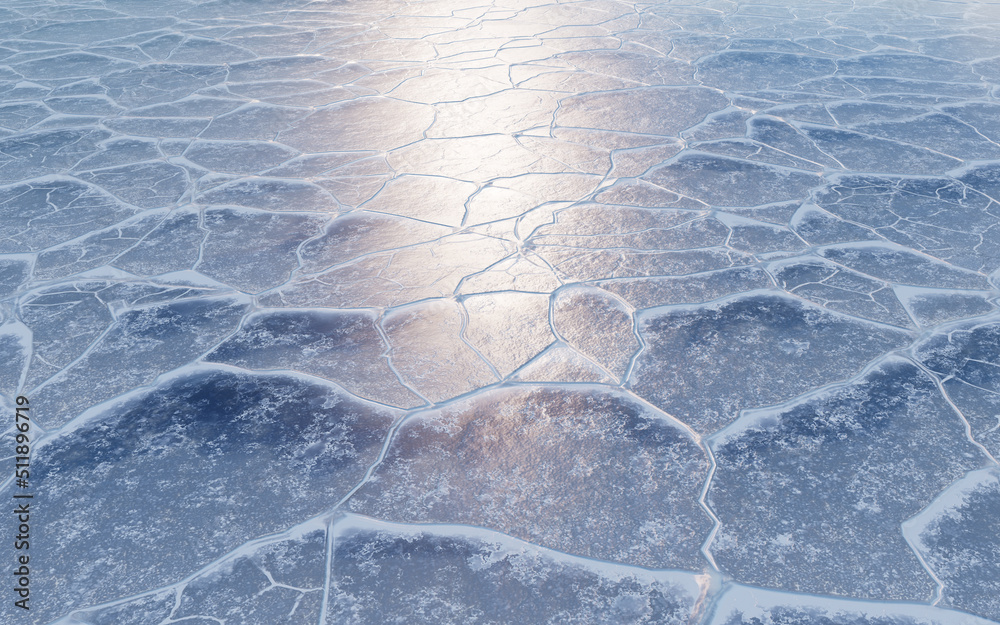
[0,0,999,623]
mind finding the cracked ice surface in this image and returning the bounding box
[1,0,1000,623]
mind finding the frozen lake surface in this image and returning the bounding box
[1,0,1000,622]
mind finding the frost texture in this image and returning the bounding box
[1,0,999,623]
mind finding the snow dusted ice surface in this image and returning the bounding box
[1,0,1000,622]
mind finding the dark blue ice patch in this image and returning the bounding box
[854,113,1000,160]
[33,212,168,280]
[818,245,990,289]
[696,51,836,90]
[746,116,841,167]
[942,102,1000,144]
[917,474,1000,620]
[72,136,162,170]
[916,322,1000,385]
[0,326,25,396]
[0,101,51,130]
[710,358,983,600]
[0,177,138,252]
[62,592,176,625]
[33,294,249,426]
[61,528,328,625]
[810,175,1000,272]
[645,153,821,207]
[918,35,1000,63]
[914,320,1000,459]
[826,102,927,125]
[76,161,189,208]
[13,51,135,80]
[21,17,177,44]
[207,309,382,364]
[631,293,910,433]
[841,76,986,99]
[0,257,29,297]
[20,367,397,620]
[790,208,880,246]
[836,53,978,82]
[955,162,1000,201]
[771,258,911,327]
[113,207,205,276]
[197,208,328,292]
[799,125,961,174]
[720,604,942,625]
[0,128,112,182]
[329,522,699,625]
